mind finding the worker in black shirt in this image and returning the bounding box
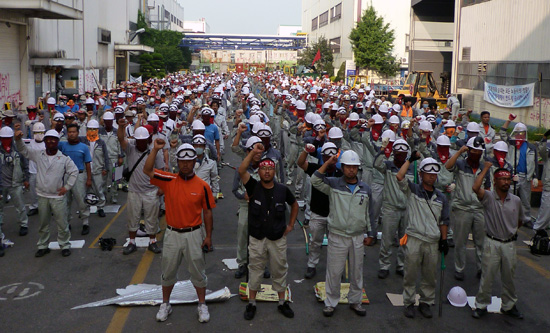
[298,141,343,279]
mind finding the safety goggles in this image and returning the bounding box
[420,163,441,174]
[314,124,326,131]
[393,144,409,152]
[176,148,197,160]
[191,138,206,145]
[322,147,338,156]
[256,129,272,138]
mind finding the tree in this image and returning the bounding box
[135,10,191,74]
[139,53,166,79]
[298,36,334,74]
[349,6,401,77]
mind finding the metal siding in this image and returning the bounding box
[460,0,550,62]
[0,24,21,107]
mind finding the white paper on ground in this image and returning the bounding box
[386,293,420,306]
[467,296,502,313]
[523,240,532,246]
[90,206,97,214]
[222,258,239,270]
[49,240,85,250]
[123,238,149,248]
[103,205,121,214]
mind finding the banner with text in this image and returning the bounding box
[484,82,535,108]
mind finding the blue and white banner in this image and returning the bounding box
[484,82,535,108]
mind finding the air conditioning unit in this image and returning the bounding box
[401,58,408,64]
[56,50,66,58]
[98,28,111,44]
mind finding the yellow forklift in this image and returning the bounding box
[389,71,448,109]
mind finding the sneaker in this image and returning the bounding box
[447,238,455,248]
[61,249,71,257]
[244,303,257,320]
[156,303,172,322]
[0,246,5,257]
[501,305,523,319]
[97,209,106,218]
[123,243,137,255]
[454,271,464,281]
[472,307,487,319]
[378,269,389,279]
[396,268,404,277]
[81,225,90,235]
[323,306,335,317]
[263,266,271,279]
[350,303,366,316]
[19,226,28,236]
[278,301,294,318]
[197,303,210,323]
[418,302,432,318]
[304,267,316,279]
[148,242,162,254]
[27,208,38,216]
[404,304,415,318]
[234,265,248,279]
[35,248,51,257]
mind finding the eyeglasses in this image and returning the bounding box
[421,163,441,173]
[322,147,338,156]
[176,149,197,159]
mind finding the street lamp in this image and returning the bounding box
[129,28,146,43]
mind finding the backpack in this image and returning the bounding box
[530,229,550,255]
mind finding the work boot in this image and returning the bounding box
[123,243,137,255]
[323,306,335,317]
[501,305,523,319]
[278,301,294,318]
[244,303,256,320]
[472,307,487,319]
[97,209,106,218]
[81,225,90,235]
[61,249,71,257]
[350,303,366,316]
[404,304,415,318]
[35,248,51,257]
[148,242,162,254]
[263,266,271,279]
[234,265,247,279]
[19,227,28,236]
[396,268,404,277]
[304,267,316,279]
[378,269,389,279]
[418,302,432,318]
[27,208,38,216]
[454,271,464,281]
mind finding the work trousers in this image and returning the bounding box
[236,200,248,267]
[91,172,106,209]
[403,236,439,306]
[37,196,70,250]
[378,206,407,271]
[28,173,38,210]
[127,189,159,235]
[0,186,28,238]
[517,175,532,222]
[248,236,288,293]
[369,182,385,233]
[307,212,328,268]
[161,228,207,288]
[452,207,485,273]
[66,172,90,224]
[534,190,550,230]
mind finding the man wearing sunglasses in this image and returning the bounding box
[397,154,450,319]
[144,140,216,323]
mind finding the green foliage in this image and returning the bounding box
[298,36,334,75]
[334,61,346,82]
[349,6,400,77]
[139,53,166,79]
[135,10,191,75]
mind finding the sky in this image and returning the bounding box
[179,0,302,35]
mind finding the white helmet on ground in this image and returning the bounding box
[447,286,468,307]
[340,150,360,165]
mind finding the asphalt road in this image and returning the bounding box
[1,138,550,333]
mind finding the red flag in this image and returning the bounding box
[312,49,321,66]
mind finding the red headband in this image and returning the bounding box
[494,170,511,179]
[259,159,275,168]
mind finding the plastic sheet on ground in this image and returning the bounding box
[72,280,232,309]
[123,237,150,248]
[239,282,291,302]
[315,282,369,304]
[49,240,85,250]
[467,296,502,313]
[386,293,420,306]
[103,205,121,214]
[222,258,239,270]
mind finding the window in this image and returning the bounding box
[331,3,342,22]
[462,47,471,61]
[330,37,341,54]
[319,11,329,27]
[312,17,318,31]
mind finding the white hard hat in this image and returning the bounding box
[372,114,384,124]
[44,129,60,139]
[378,104,389,113]
[467,137,485,151]
[419,121,433,132]
[147,113,159,122]
[512,122,527,133]
[85,193,100,206]
[134,127,150,140]
[328,127,343,139]
[192,119,205,130]
[494,141,508,152]
[176,143,197,160]
[393,139,410,152]
[245,136,262,149]
[447,286,468,307]
[114,106,125,114]
[436,135,451,146]
[52,113,65,121]
[392,104,402,112]
[249,114,261,126]
[295,100,306,110]
[305,112,317,124]
[340,150,360,166]
[86,120,99,129]
[401,120,411,129]
[85,98,94,104]
[118,92,126,98]
[47,97,56,104]
[191,134,207,145]
[0,126,14,138]
[466,122,480,133]
[419,157,441,174]
[159,103,169,112]
[251,121,263,134]
[256,124,273,138]
[201,107,214,116]
[321,142,338,156]
[33,122,46,132]
[381,129,396,142]
[103,111,114,120]
[389,115,400,124]
[348,112,360,121]
[444,120,456,128]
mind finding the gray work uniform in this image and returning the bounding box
[99,129,123,204]
[475,190,524,312]
[399,179,450,307]
[535,139,550,231]
[0,145,29,238]
[80,137,111,209]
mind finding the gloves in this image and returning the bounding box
[441,119,448,125]
[439,239,449,256]
[446,183,456,193]
[304,143,316,153]
[484,137,491,144]
[409,150,421,162]
[512,174,519,182]
[456,126,463,134]
[381,137,390,149]
[533,178,539,188]
[509,113,517,121]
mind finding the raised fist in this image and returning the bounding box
[509,113,517,121]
